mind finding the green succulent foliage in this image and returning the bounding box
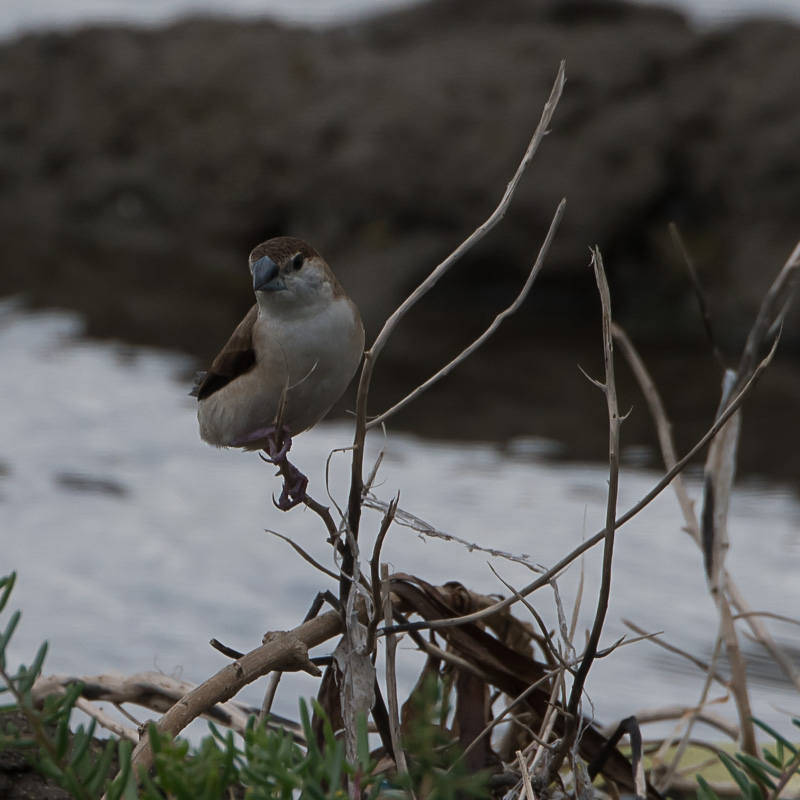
[2,570,370,800]
[1,573,138,800]
[390,674,490,800]
[695,717,800,800]
[239,700,377,800]
[2,571,489,800]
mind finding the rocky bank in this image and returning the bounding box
[1,0,799,361]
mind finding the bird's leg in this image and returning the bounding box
[274,461,309,511]
[260,425,293,464]
[255,426,309,511]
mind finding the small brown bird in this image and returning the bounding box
[191,237,364,508]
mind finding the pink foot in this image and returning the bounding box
[247,426,308,511]
[232,425,291,462]
[274,463,309,511]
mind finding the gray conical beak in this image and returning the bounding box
[252,255,286,292]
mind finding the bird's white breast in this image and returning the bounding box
[197,295,363,450]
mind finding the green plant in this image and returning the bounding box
[696,718,800,800]
[1,572,136,799]
[391,674,489,800]
[2,570,491,800]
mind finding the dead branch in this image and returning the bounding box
[732,239,800,396]
[669,223,726,371]
[385,338,776,638]
[380,568,407,773]
[365,493,547,571]
[128,609,345,776]
[367,197,566,429]
[621,705,739,741]
[549,247,622,780]
[345,61,567,568]
[32,670,296,739]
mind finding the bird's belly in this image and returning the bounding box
[197,315,362,450]
[197,369,284,449]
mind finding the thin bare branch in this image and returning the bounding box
[385,338,776,637]
[732,609,800,627]
[366,496,399,654]
[268,530,339,581]
[611,324,700,543]
[550,248,621,779]
[345,62,567,568]
[619,706,739,741]
[733,239,800,395]
[622,619,726,685]
[364,62,565,382]
[519,749,537,800]
[382,564,409,777]
[669,223,726,371]
[365,493,547,571]
[368,198,566,429]
[128,609,347,776]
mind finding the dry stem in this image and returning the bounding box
[345,61,567,561]
[548,248,621,780]
[385,340,776,638]
[127,609,345,775]
[367,197,566,429]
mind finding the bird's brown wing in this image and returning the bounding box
[191,304,258,400]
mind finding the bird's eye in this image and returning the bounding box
[291,253,305,271]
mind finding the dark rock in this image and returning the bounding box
[0,0,798,362]
[52,472,129,497]
[0,711,70,800]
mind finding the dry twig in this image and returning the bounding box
[385,338,776,638]
[548,248,622,779]
[127,609,346,774]
[345,61,567,566]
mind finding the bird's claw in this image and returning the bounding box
[254,426,307,510]
[257,426,292,463]
[273,463,309,511]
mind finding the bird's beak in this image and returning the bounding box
[252,255,286,292]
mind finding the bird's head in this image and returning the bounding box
[248,237,339,308]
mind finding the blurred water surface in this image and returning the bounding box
[2,302,800,743]
[3,0,800,41]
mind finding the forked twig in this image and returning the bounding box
[381,564,409,776]
[366,496,399,654]
[669,223,726,371]
[384,341,776,637]
[345,61,567,556]
[126,609,347,775]
[368,197,566,429]
[365,493,547,571]
[548,248,621,779]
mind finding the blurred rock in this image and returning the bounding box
[0,0,799,362]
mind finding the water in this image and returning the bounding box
[2,301,800,745]
[2,0,800,42]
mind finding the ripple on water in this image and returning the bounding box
[3,303,800,739]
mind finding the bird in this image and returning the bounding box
[190,236,365,509]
